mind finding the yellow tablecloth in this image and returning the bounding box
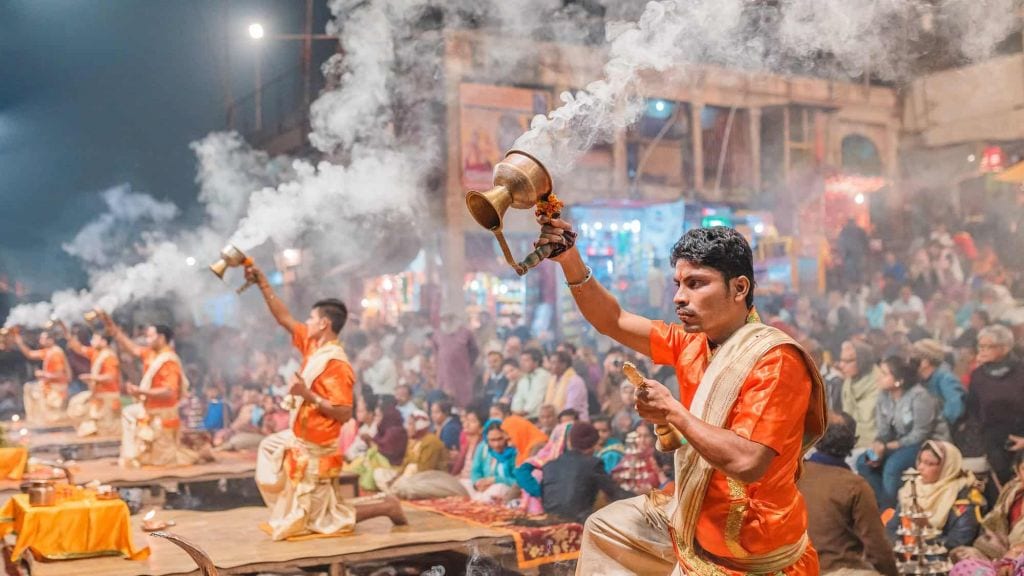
[0,447,27,480]
[0,492,150,561]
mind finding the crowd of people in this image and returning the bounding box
[2,201,1024,572]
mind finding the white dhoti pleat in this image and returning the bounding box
[575,494,679,576]
[256,429,355,541]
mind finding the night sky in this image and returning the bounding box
[0,1,330,296]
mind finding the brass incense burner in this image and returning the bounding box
[209,244,255,294]
[465,150,560,276]
[83,309,101,323]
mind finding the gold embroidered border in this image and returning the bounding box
[725,477,749,558]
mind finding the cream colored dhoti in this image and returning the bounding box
[120,405,197,467]
[256,430,355,541]
[68,391,121,437]
[575,494,679,576]
[23,382,67,425]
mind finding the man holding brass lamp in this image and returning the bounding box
[536,218,827,576]
[243,263,406,541]
[13,328,71,424]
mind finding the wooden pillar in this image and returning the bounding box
[782,106,791,186]
[691,101,705,193]
[749,107,762,193]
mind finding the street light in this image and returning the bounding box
[248,22,265,40]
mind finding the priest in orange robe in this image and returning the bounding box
[62,322,122,437]
[102,314,199,468]
[536,219,826,575]
[14,329,71,424]
[244,263,406,541]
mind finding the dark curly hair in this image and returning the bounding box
[670,226,756,308]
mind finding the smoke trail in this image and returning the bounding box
[514,0,1021,174]
[61,184,178,267]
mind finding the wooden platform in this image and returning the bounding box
[0,452,258,491]
[24,431,121,460]
[25,505,513,576]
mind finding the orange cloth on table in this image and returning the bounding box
[500,414,548,466]
[290,324,354,444]
[80,346,121,393]
[139,348,181,417]
[0,492,149,562]
[650,320,822,575]
[0,447,28,480]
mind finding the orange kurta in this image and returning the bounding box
[650,321,819,575]
[38,346,70,390]
[290,325,354,445]
[80,346,121,393]
[139,348,182,414]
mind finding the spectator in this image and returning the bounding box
[479,350,508,407]
[452,402,488,480]
[376,409,449,490]
[395,383,417,423]
[543,350,588,419]
[510,348,551,419]
[912,339,967,431]
[891,285,926,327]
[612,423,665,493]
[466,420,520,504]
[962,452,1024,565]
[538,422,634,523]
[537,404,558,436]
[358,341,398,396]
[841,340,881,454]
[887,441,984,550]
[857,355,948,510]
[798,411,898,576]
[342,391,378,462]
[558,408,580,425]
[433,313,479,407]
[214,384,264,452]
[514,422,571,514]
[344,395,407,492]
[592,416,625,473]
[805,338,844,412]
[489,402,547,466]
[201,384,229,433]
[965,325,1024,486]
[431,398,461,452]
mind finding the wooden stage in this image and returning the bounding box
[24,430,121,460]
[0,452,259,491]
[25,505,515,576]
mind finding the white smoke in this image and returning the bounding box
[191,132,292,235]
[61,184,178,267]
[515,0,1021,174]
[8,0,1020,328]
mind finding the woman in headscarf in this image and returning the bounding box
[856,355,949,510]
[343,394,408,492]
[514,422,572,514]
[465,419,520,505]
[611,422,666,493]
[887,440,984,550]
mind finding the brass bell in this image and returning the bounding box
[465,150,554,276]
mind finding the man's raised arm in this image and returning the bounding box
[244,264,302,335]
[540,217,653,357]
[100,312,143,358]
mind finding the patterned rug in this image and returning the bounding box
[405,496,582,569]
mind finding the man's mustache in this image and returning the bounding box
[675,307,696,316]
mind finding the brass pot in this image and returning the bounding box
[23,480,56,507]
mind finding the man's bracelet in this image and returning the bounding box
[565,266,593,289]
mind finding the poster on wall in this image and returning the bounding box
[459,83,550,191]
